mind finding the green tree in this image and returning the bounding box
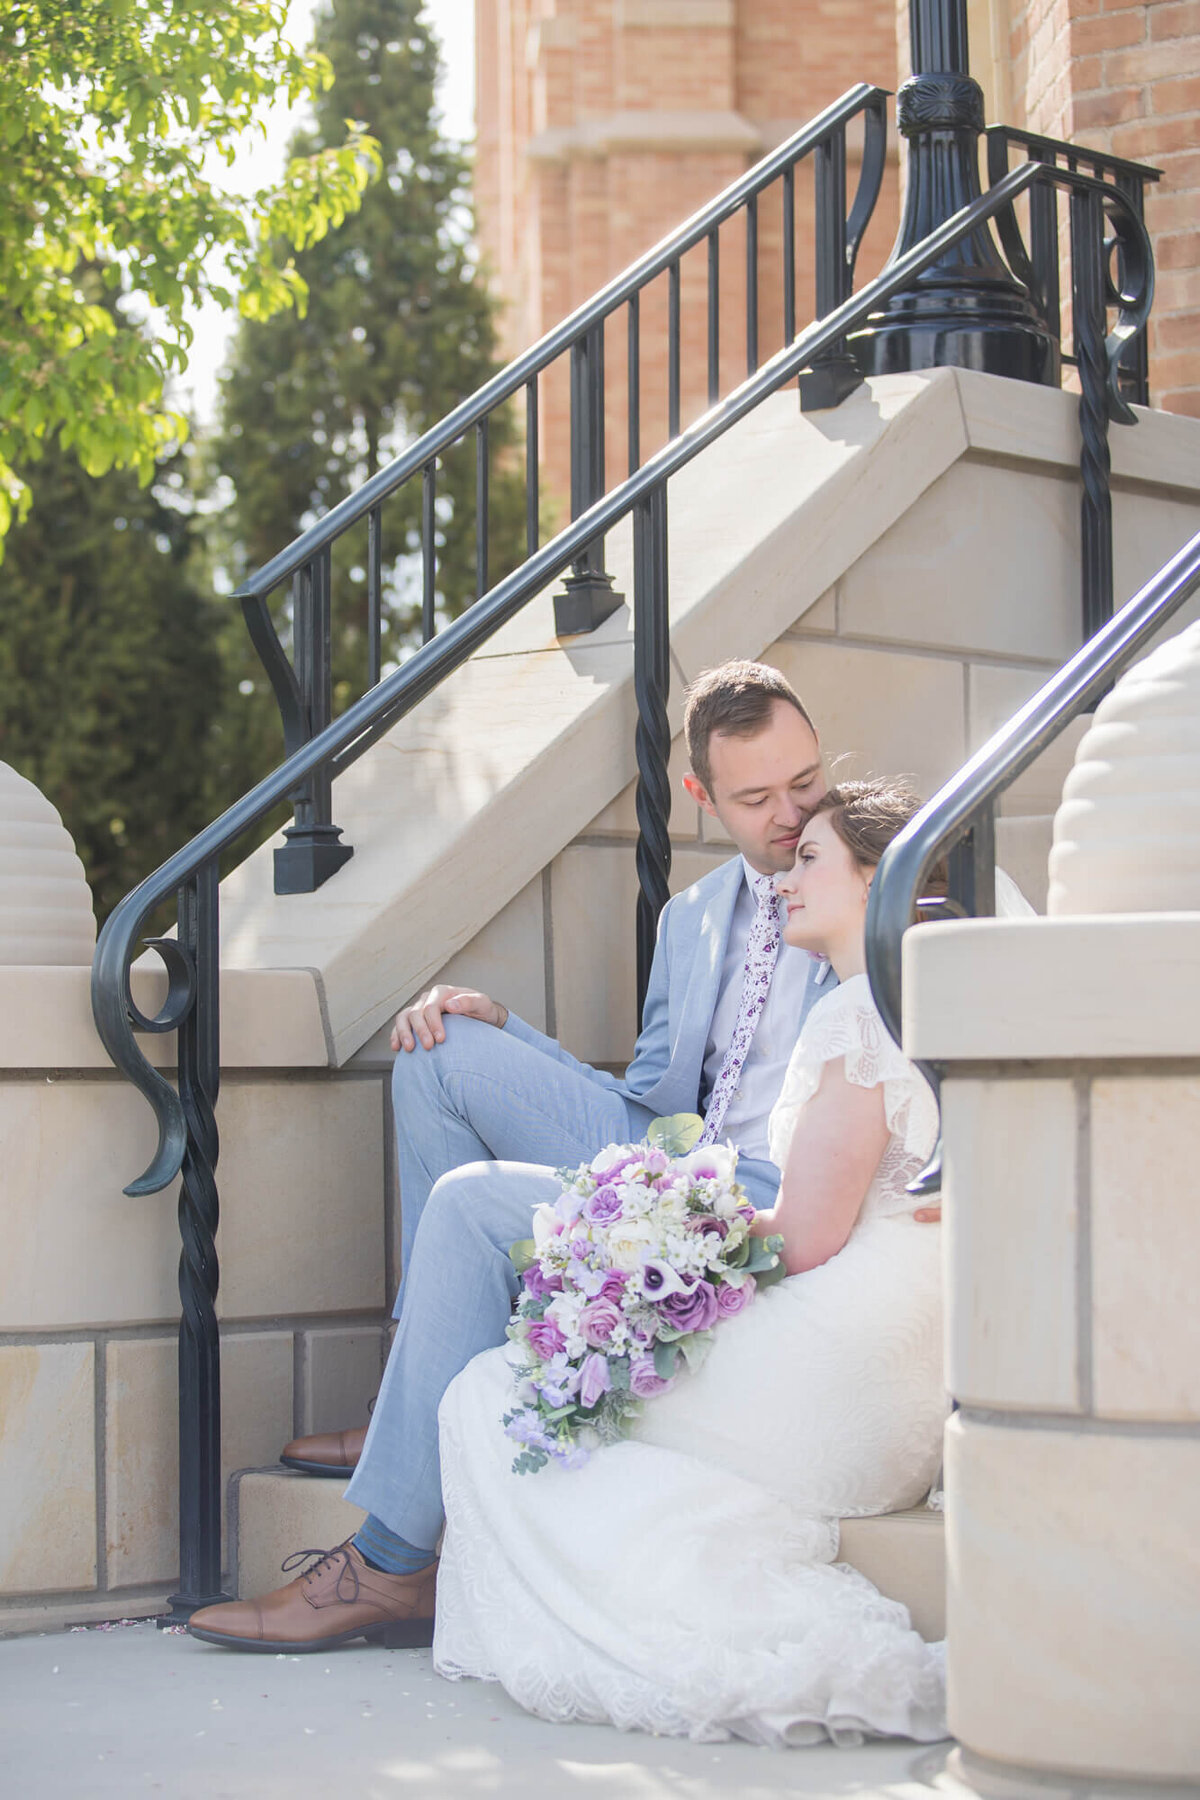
[0,436,230,922]
[215,0,526,701]
[0,0,380,544]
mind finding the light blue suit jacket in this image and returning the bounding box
[504,855,830,1204]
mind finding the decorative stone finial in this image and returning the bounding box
[0,762,97,964]
[1048,620,1200,915]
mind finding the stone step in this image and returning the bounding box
[232,1467,944,1641]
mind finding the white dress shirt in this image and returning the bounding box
[700,857,833,1163]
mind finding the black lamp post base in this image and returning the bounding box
[851,294,1060,386]
[554,572,625,637]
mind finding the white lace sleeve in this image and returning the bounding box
[766,975,938,1171]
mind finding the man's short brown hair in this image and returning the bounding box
[683,660,815,795]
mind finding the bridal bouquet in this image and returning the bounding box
[503,1115,786,1474]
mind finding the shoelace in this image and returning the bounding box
[280,1541,362,1604]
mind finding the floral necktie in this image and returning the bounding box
[698,872,782,1145]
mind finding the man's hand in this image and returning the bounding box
[390,985,509,1053]
[913,1204,942,1224]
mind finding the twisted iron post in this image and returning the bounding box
[633,483,672,1021]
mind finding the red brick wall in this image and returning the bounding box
[476,0,901,506]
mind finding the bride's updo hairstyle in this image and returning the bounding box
[807,778,924,870]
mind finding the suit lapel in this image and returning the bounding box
[672,857,743,1086]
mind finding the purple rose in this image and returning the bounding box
[522,1264,563,1300]
[579,1352,612,1409]
[579,1297,623,1348]
[686,1213,729,1241]
[582,1183,624,1225]
[656,1280,719,1333]
[715,1280,754,1319]
[527,1319,567,1359]
[642,1148,669,1176]
[629,1355,674,1398]
[598,1269,629,1304]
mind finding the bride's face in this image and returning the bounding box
[775,811,872,954]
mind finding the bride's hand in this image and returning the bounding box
[912,1204,941,1224]
[391,984,509,1052]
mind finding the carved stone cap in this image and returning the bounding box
[1049,620,1200,915]
[0,762,97,965]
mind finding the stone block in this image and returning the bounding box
[425,874,550,1036]
[549,843,729,1065]
[942,1079,1080,1412]
[586,732,702,842]
[946,1414,1200,1780]
[0,1079,177,1331]
[234,1471,365,1604]
[0,1344,95,1596]
[838,457,1081,665]
[766,637,967,799]
[1090,1076,1200,1421]
[904,916,1200,1062]
[216,1078,386,1320]
[837,1507,944,1642]
[105,1332,295,1588]
[300,1328,385,1436]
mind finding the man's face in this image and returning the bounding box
[684,701,826,875]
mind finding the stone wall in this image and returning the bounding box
[0,968,391,1634]
[907,915,1200,1784]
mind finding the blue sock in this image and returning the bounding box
[353,1513,435,1576]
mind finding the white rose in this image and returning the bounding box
[677,1144,738,1185]
[605,1217,658,1271]
[531,1202,560,1249]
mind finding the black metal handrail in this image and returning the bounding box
[866,525,1200,1196]
[92,155,1153,1619]
[239,83,890,891]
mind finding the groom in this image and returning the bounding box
[189,660,883,1653]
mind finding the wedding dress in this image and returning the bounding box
[433,974,947,1747]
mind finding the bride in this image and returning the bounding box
[432,778,948,1747]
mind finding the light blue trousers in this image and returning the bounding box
[345,1014,781,1548]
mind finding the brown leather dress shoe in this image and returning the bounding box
[279,1424,368,1477]
[186,1541,436,1653]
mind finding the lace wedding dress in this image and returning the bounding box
[433,974,947,1747]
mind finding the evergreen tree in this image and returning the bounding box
[0,439,229,923]
[215,0,526,703]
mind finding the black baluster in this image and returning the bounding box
[422,461,437,643]
[1072,183,1114,642]
[668,260,681,438]
[274,547,353,893]
[633,482,672,1022]
[627,295,640,477]
[525,379,539,559]
[707,228,720,405]
[475,417,489,600]
[799,128,864,410]
[367,504,382,689]
[746,193,759,376]
[555,321,623,636]
[1115,171,1151,406]
[946,806,996,919]
[783,164,796,348]
[163,861,225,1621]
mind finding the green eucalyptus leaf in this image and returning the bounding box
[509,1239,538,1274]
[646,1113,705,1156]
